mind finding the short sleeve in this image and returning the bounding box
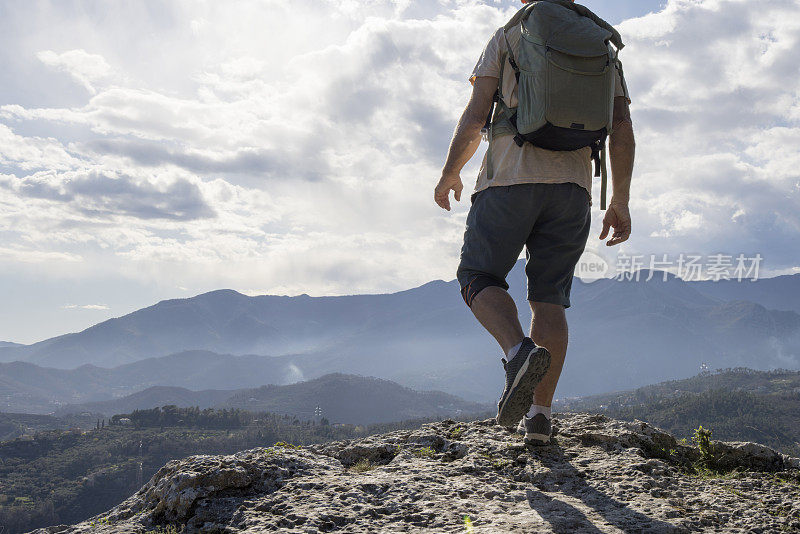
[469,28,504,84]
[614,58,631,103]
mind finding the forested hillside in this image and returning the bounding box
[562,369,800,456]
[0,406,491,533]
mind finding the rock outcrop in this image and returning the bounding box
[30,413,800,533]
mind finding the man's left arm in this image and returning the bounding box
[600,95,636,246]
[434,76,498,211]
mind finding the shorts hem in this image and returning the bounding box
[457,272,510,292]
[527,293,571,309]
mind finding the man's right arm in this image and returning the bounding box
[600,95,636,246]
[434,76,497,211]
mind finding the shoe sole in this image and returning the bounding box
[524,433,551,446]
[496,347,551,428]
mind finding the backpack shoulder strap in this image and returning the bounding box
[503,3,536,31]
[503,30,521,83]
[502,2,533,82]
[485,52,507,183]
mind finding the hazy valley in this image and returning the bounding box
[1,263,799,411]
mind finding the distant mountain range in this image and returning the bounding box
[0,284,463,368]
[1,263,799,406]
[52,385,235,418]
[694,275,800,314]
[563,272,800,397]
[219,373,486,424]
[36,373,487,425]
[0,350,299,413]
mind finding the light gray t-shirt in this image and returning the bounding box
[470,25,630,197]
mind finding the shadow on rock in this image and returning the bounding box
[524,441,685,534]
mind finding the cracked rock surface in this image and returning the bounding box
[28,413,800,533]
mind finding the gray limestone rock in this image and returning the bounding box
[28,414,800,533]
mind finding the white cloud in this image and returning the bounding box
[37,49,114,94]
[613,0,800,269]
[0,124,80,171]
[1,168,215,221]
[0,0,798,336]
[0,246,82,264]
[62,304,110,311]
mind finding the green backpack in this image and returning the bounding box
[484,0,625,209]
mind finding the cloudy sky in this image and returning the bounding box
[1,0,798,344]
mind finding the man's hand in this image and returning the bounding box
[599,201,631,246]
[434,172,464,211]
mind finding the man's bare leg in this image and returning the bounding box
[529,301,568,407]
[470,286,525,355]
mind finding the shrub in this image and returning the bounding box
[350,459,375,472]
[413,447,436,459]
[693,425,715,466]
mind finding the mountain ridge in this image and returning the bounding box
[695,272,800,314]
[4,265,799,370]
[52,385,237,418]
[219,373,488,424]
[48,373,488,425]
[4,270,798,359]
[2,263,800,404]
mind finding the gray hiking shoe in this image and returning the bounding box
[516,414,552,445]
[496,338,551,428]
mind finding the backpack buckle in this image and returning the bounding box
[590,141,602,177]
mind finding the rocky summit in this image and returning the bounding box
[30,414,800,533]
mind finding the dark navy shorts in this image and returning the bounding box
[456,182,591,308]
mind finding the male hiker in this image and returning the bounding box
[435,0,635,445]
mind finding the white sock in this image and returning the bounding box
[527,404,551,420]
[505,341,523,359]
